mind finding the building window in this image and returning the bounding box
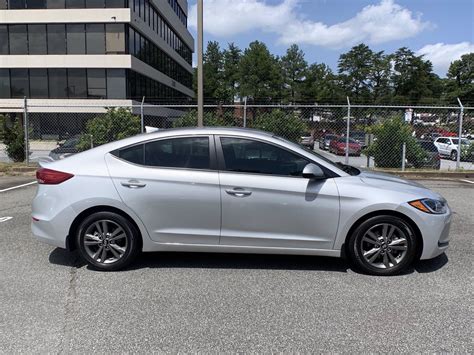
[106,69,126,99]
[28,25,47,54]
[46,0,64,8]
[86,24,105,54]
[47,24,66,54]
[29,69,49,98]
[0,69,10,98]
[9,25,28,54]
[8,0,25,8]
[66,0,84,8]
[85,0,103,6]
[27,0,46,8]
[105,24,125,54]
[10,69,29,98]
[87,69,106,98]
[67,68,87,98]
[48,69,68,98]
[66,24,86,54]
[0,26,8,54]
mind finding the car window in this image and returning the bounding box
[118,144,144,165]
[337,137,357,143]
[144,137,210,170]
[63,137,78,148]
[220,137,309,177]
[419,141,438,152]
[451,138,470,145]
[436,138,446,144]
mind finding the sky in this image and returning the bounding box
[186,0,474,77]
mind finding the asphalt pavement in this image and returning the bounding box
[0,178,473,352]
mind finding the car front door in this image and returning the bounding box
[216,136,340,250]
[105,135,221,245]
[435,138,446,155]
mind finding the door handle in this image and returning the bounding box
[225,188,252,197]
[121,180,146,189]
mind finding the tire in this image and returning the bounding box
[347,215,418,276]
[76,211,141,271]
[450,150,457,161]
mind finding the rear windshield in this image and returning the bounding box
[419,141,438,152]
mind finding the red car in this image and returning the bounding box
[329,137,362,156]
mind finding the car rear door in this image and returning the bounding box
[105,135,221,245]
[216,135,339,250]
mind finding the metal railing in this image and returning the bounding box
[0,99,473,171]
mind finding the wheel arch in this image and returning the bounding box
[342,210,423,260]
[66,205,143,251]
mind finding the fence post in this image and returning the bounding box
[23,97,29,165]
[140,97,145,133]
[345,96,351,164]
[401,142,406,171]
[456,98,464,170]
[243,97,247,128]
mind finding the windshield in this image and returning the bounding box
[273,135,361,176]
[451,138,470,145]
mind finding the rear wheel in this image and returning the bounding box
[450,150,457,161]
[347,215,418,276]
[76,211,140,271]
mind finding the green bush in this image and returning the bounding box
[250,109,307,142]
[365,117,426,168]
[173,110,234,127]
[0,115,26,162]
[462,142,474,162]
[77,108,141,151]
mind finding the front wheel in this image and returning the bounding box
[347,215,418,276]
[76,211,140,271]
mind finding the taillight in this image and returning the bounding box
[36,168,74,185]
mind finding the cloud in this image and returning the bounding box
[416,42,474,75]
[189,0,431,49]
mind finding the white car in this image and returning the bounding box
[434,137,470,161]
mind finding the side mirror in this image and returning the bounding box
[302,163,325,179]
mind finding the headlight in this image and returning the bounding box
[409,198,448,214]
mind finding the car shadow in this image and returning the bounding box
[48,248,449,274]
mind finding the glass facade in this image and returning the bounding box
[167,0,186,26]
[1,23,125,55]
[132,0,192,64]
[128,27,192,89]
[5,0,125,8]
[0,68,189,101]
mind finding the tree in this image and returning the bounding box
[446,53,474,104]
[338,44,374,102]
[173,110,234,127]
[250,110,307,142]
[222,43,242,102]
[0,114,26,162]
[239,41,283,102]
[202,41,227,102]
[77,108,140,151]
[365,116,426,168]
[392,47,441,104]
[281,44,308,102]
[301,63,344,103]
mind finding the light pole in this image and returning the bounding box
[197,0,204,127]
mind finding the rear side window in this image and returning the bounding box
[144,137,210,169]
[115,137,210,170]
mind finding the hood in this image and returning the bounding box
[358,170,443,200]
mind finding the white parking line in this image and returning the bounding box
[0,181,37,193]
[0,216,13,223]
[459,179,474,185]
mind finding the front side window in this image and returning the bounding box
[220,137,309,177]
[144,137,210,169]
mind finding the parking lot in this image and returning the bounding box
[0,177,473,352]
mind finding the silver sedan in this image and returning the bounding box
[32,128,451,275]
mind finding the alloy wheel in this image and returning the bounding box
[83,219,128,264]
[360,223,408,269]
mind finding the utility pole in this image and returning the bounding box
[197,0,204,127]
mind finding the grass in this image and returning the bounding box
[0,162,38,176]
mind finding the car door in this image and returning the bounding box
[216,136,340,250]
[105,135,221,245]
[435,138,446,155]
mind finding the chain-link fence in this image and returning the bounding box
[1,100,473,171]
